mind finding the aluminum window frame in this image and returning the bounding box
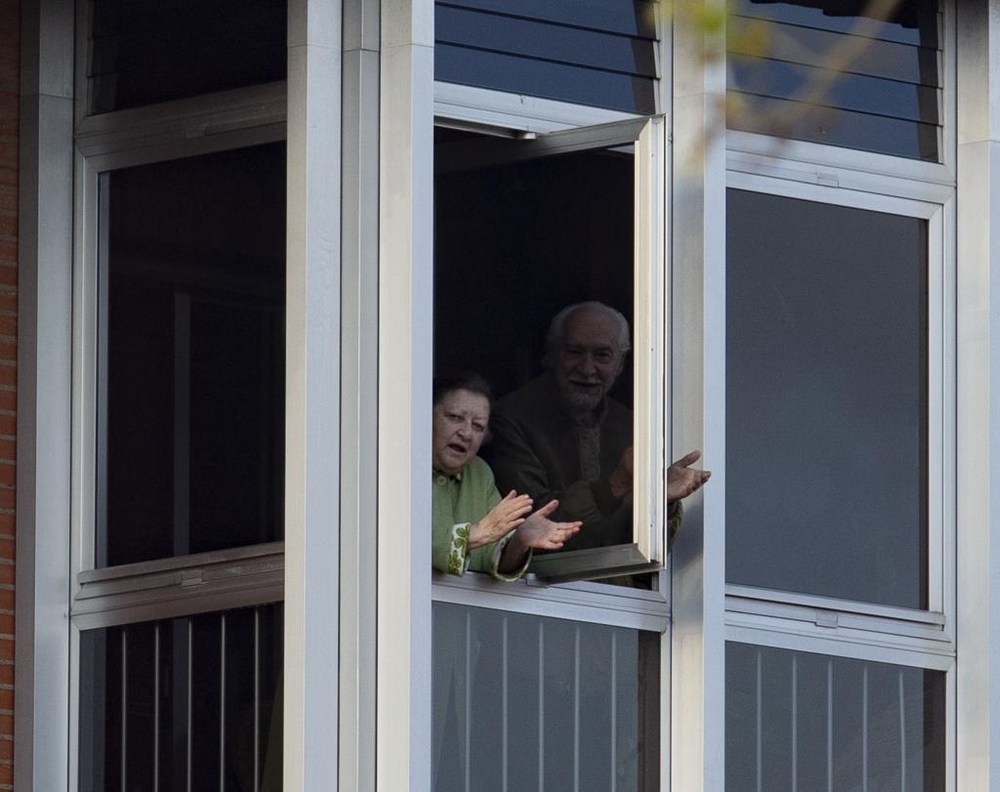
[720,167,956,646]
[67,70,291,792]
[429,106,673,604]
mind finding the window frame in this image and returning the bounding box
[721,166,956,641]
[430,101,673,595]
[66,34,292,788]
[717,4,959,780]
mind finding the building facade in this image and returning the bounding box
[11,0,1000,789]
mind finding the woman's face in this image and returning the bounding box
[432,388,490,476]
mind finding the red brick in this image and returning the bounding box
[0,592,12,613]
[0,515,12,538]
[0,295,14,316]
[0,667,12,688]
[0,169,14,190]
[0,267,14,289]
[0,738,12,761]
[0,616,13,637]
[0,393,14,414]
[0,241,14,267]
[0,642,12,663]
[0,542,12,565]
[0,490,14,512]
[0,369,14,390]
[0,468,13,489]
[0,762,11,785]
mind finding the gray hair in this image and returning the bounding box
[544,301,631,366]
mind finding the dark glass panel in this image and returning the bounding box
[89,0,287,114]
[435,0,657,114]
[726,190,928,608]
[436,6,656,77]
[727,0,942,160]
[726,643,946,790]
[433,603,658,790]
[440,0,657,38]
[101,143,285,567]
[79,605,283,792]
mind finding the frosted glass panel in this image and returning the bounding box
[726,643,945,790]
[432,603,658,791]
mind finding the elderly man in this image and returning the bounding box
[487,301,709,553]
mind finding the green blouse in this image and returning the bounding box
[432,455,531,581]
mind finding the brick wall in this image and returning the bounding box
[0,0,15,788]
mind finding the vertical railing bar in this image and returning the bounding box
[573,625,581,792]
[187,620,194,792]
[220,614,228,791]
[254,609,262,792]
[464,610,472,792]
[898,670,907,792]
[609,630,618,792]
[121,629,128,792]
[502,615,509,792]
[862,664,869,792]
[756,650,762,792]
[791,655,797,792]
[154,623,161,792]
[538,621,545,792]
[827,660,833,792]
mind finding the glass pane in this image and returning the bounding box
[88,0,287,114]
[726,643,946,790]
[99,143,285,567]
[726,190,927,608]
[433,602,659,790]
[434,128,659,585]
[79,604,284,792]
[727,0,942,160]
[435,0,657,114]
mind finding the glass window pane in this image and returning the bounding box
[433,602,659,790]
[726,190,927,608]
[726,643,946,790]
[78,604,283,792]
[727,0,942,160]
[88,0,287,114]
[99,143,285,567]
[435,0,657,114]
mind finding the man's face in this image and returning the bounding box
[553,307,625,414]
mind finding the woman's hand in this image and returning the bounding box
[512,500,582,550]
[468,490,533,549]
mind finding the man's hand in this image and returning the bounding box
[512,499,582,550]
[666,450,711,502]
[608,446,634,499]
[469,491,533,549]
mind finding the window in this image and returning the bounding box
[726,642,946,789]
[433,602,659,790]
[435,0,658,114]
[727,0,943,160]
[726,189,929,609]
[71,2,288,785]
[87,0,287,114]
[433,116,668,583]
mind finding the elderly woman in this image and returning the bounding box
[433,372,581,579]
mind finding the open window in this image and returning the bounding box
[433,115,667,583]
